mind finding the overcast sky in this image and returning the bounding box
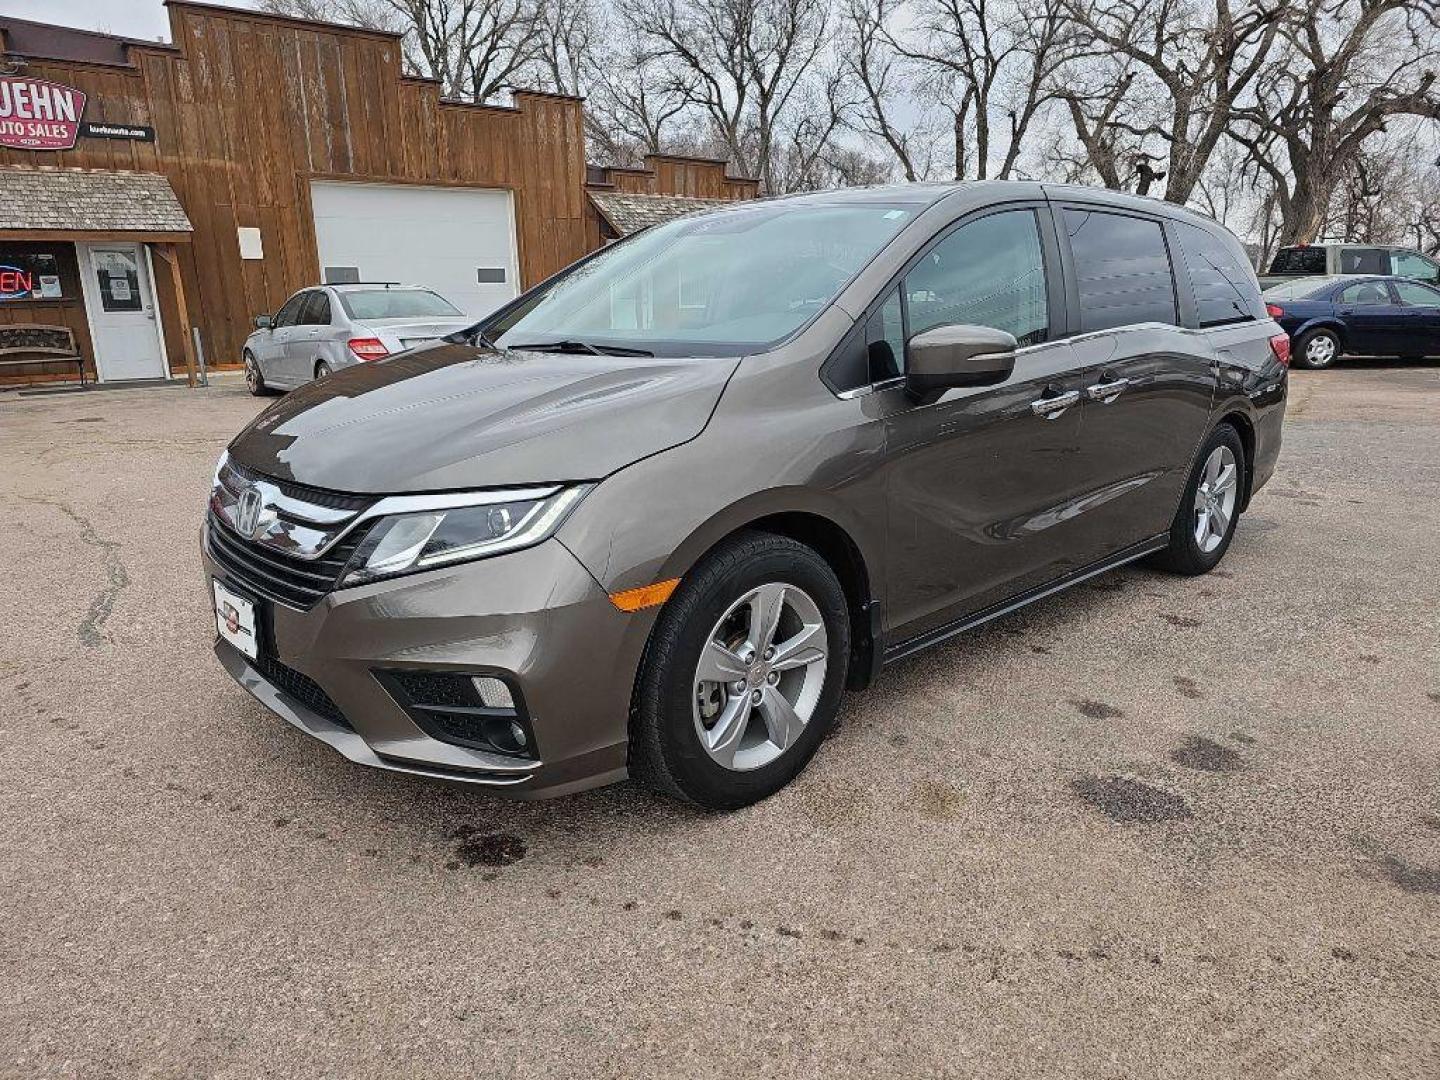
[5,0,257,42]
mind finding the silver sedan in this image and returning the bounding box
[241,283,476,394]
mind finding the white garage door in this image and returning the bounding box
[310,181,519,319]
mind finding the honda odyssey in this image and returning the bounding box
[204,182,1288,810]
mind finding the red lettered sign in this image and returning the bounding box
[0,76,86,151]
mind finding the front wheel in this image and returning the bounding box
[1150,424,1246,576]
[1294,327,1340,370]
[630,532,850,811]
[242,351,271,396]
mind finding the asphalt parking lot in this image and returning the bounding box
[2,365,1438,1078]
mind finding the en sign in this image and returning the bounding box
[0,76,86,151]
[0,266,34,301]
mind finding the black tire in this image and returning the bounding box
[1293,327,1341,370]
[630,531,850,811]
[1151,424,1247,576]
[242,351,272,396]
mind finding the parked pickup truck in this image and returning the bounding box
[1259,243,1440,290]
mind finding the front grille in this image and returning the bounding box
[251,651,352,730]
[207,512,368,608]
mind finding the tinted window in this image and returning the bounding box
[1392,251,1440,284]
[491,201,920,356]
[272,293,306,328]
[1064,209,1177,331]
[1339,248,1388,274]
[1392,280,1440,305]
[338,289,462,320]
[1269,247,1326,274]
[905,210,1048,345]
[1175,221,1260,327]
[298,291,331,326]
[867,288,905,381]
[1336,281,1391,305]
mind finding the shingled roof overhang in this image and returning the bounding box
[0,166,194,243]
[588,190,734,236]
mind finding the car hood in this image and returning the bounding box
[226,340,740,493]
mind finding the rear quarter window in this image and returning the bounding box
[1174,221,1262,327]
[1063,209,1178,332]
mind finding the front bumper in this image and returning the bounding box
[202,528,644,798]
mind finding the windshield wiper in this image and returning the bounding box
[510,339,655,357]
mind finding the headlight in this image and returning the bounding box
[341,485,588,586]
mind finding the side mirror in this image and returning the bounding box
[254,314,273,330]
[905,323,1017,403]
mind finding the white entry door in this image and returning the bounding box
[78,242,168,381]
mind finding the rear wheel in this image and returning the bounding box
[315,360,333,380]
[242,351,271,396]
[631,532,850,811]
[1294,327,1340,369]
[1151,424,1246,576]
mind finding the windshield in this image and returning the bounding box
[339,289,461,320]
[488,201,919,356]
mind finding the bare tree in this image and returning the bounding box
[840,0,926,180]
[584,30,699,163]
[880,0,1074,180]
[1231,0,1440,244]
[622,0,838,192]
[1057,0,1283,203]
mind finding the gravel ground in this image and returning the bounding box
[1,365,1438,1078]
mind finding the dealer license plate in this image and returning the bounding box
[213,579,259,659]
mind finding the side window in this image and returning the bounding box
[1064,209,1178,331]
[904,209,1049,345]
[1392,251,1440,284]
[1392,280,1440,305]
[867,288,905,381]
[1339,248,1388,274]
[272,293,306,328]
[300,290,332,326]
[1336,281,1391,306]
[1175,221,1261,327]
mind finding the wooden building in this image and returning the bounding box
[0,3,756,387]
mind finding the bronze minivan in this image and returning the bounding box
[204,181,1288,809]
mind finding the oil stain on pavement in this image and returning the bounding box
[1072,775,1193,823]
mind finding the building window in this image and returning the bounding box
[92,249,143,312]
[0,249,65,301]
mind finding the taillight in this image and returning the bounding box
[1265,303,1285,318]
[347,337,389,361]
[1268,332,1291,367]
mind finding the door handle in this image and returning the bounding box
[1031,389,1080,420]
[1087,377,1130,403]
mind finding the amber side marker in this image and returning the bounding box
[609,578,680,612]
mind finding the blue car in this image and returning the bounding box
[1263,274,1440,369]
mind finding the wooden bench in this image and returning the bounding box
[0,324,87,387]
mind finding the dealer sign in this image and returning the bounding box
[0,75,86,151]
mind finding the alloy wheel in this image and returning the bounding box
[244,355,259,392]
[1193,444,1239,553]
[691,582,829,771]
